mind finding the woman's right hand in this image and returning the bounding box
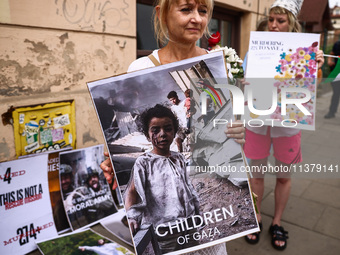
[100,151,118,190]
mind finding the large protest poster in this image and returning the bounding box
[0,154,58,254]
[245,31,320,130]
[59,144,118,231]
[37,228,134,255]
[87,51,258,255]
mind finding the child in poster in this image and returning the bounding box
[124,104,200,254]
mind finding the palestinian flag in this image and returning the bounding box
[324,56,340,83]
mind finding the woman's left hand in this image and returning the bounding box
[225,120,245,145]
[316,50,324,68]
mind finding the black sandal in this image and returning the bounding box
[245,221,262,244]
[269,224,289,250]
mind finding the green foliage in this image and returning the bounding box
[37,231,114,255]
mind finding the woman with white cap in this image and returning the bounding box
[244,0,324,251]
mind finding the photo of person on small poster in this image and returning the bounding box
[59,145,118,231]
[87,52,259,255]
[37,228,134,255]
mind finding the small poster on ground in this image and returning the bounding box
[245,31,320,130]
[87,51,259,255]
[0,154,58,254]
[100,208,133,246]
[59,145,118,231]
[36,228,134,255]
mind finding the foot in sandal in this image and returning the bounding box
[269,224,289,250]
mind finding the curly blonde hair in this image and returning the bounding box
[153,0,214,46]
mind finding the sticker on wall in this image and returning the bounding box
[39,119,46,126]
[25,141,39,153]
[26,133,38,145]
[25,121,39,135]
[35,141,67,154]
[53,114,70,129]
[19,113,25,124]
[52,128,64,142]
[68,133,72,144]
[40,128,53,144]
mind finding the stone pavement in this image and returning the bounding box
[227,85,340,254]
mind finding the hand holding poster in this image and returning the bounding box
[244,31,320,130]
[87,51,258,255]
[0,154,58,254]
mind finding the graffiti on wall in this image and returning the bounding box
[55,0,131,32]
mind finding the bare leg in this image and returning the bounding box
[272,159,291,247]
[246,158,267,241]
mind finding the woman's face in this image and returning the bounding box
[268,12,290,32]
[165,0,209,44]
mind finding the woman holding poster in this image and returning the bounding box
[243,0,324,251]
[101,0,246,254]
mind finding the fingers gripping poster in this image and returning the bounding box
[0,154,58,254]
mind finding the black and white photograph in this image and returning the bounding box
[59,145,118,231]
[87,51,258,255]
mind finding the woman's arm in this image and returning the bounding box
[124,179,140,234]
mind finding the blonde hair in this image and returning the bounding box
[153,0,214,46]
[269,6,301,33]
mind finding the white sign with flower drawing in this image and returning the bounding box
[244,31,320,130]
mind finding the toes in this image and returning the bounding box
[275,240,285,247]
[247,234,256,240]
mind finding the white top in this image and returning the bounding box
[125,151,200,227]
[127,49,161,72]
[171,100,187,128]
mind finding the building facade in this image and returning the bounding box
[0,0,291,162]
